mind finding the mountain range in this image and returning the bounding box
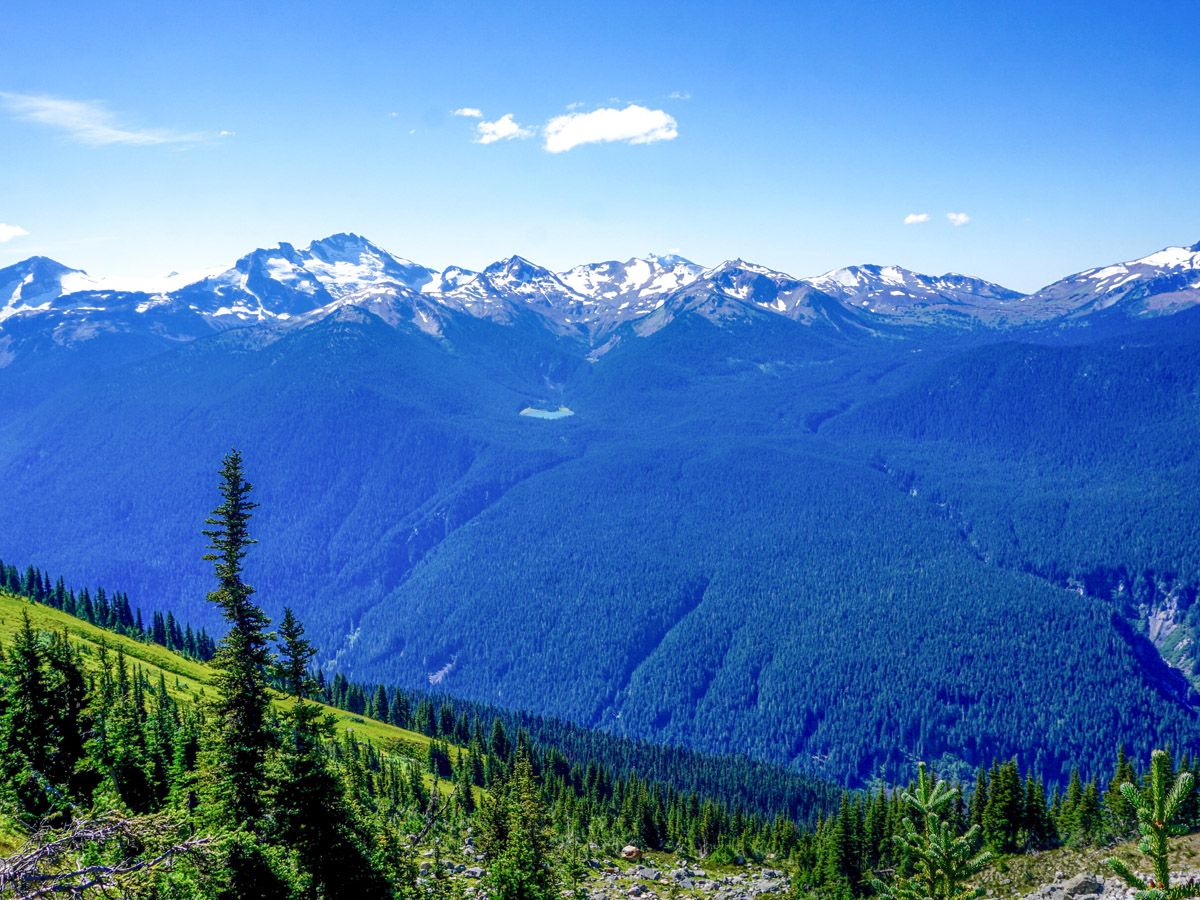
[2,234,1200,787]
[4,234,1200,347]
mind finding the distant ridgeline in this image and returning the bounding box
[0,557,217,661]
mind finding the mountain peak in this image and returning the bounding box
[483,255,553,281]
[305,232,384,259]
[0,256,90,321]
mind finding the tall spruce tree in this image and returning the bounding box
[203,449,273,830]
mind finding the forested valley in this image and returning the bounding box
[2,450,1200,899]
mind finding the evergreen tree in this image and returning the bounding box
[482,751,559,900]
[389,690,411,729]
[873,762,992,900]
[982,759,1022,852]
[1107,750,1200,900]
[1106,746,1140,841]
[203,449,273,830]
[269,608,391,900]
[0,611,67,819]
[1022,775,1054,850]
[370,684,389,722]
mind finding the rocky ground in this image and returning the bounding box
[414,833,1200,899]
[417,843,791,900]
[1016,870,1200,899]
[581,860,789,900]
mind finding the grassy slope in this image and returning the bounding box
[0,589,458,851]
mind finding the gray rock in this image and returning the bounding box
[1062,874,1103,897]
[463,867,484,879]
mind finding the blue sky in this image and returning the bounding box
[1,0,1196,292]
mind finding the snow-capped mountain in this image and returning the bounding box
[806,265,1026,324]
[1,257,89,321]
[3,235,1199,356]
[627,260,863,336]
[1029,241,1200,318]
[172,233,438,321]
[559,254,701,303]
[302,233,437,297]
[422,265,479,294]
[439,256,587,327]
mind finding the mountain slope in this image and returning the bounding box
[1029,240,1200,319]
[3,236,1200,787]
[806,264,1026,325]
[0,588,442,760]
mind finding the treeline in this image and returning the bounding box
[315,671,840,824]
[0,557,217,661]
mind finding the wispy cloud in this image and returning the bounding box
[0,224,29,243]
[668,90,692,100]
[903,213,930,225]
[452,107,483,118]
[543,104,677,153]
[0,92,203,146]
[946,211,971,227]
[475,113,533,144]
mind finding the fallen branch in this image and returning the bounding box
[0,812,214,899]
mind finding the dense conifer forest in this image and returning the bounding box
[5,306,1198,788]
[2,450,1200,898]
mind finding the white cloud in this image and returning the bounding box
[0,224,29,243]
[668,90,692,100]
[475,113,532,144]
[946,212,971,227]
[903,213,930,225]
[452,107,483,118]
[0,92,202,145]
[218,129,236,137]
[543,104,678,153]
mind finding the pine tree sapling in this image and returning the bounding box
[873,762,993,900]
[1106,749,1200,900]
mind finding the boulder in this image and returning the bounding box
[1061,874,1103,897]
[463,867,484,879]
[622,845,643,861]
